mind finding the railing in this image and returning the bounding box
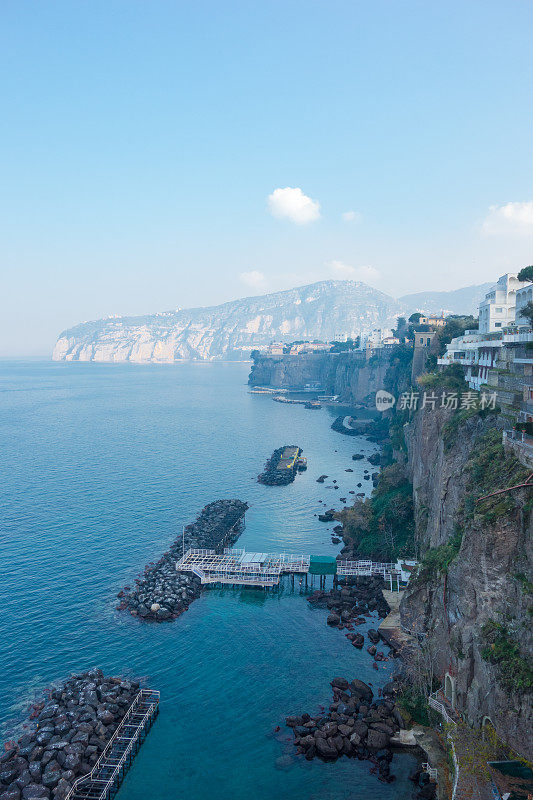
[449,734,460,800]
[503,429,533,448]
[421,763,438,782]
[428,690,455,726]
[66,689,160,800]
[427,689,460,800]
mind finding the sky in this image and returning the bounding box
[1,1,533,356]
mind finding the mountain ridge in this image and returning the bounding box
[53,279,488,362]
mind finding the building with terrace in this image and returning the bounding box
[478,273,528,333]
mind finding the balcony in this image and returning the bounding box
[503,329,533,344]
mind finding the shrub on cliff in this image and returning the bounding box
[461,427,529,523]
[416,530,463,581]
[337,463,415,561]
[481,619,533,693]
[417,363,468,393]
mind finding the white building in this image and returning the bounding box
[478,273,527,333]
[359,328,394,348]
[438,274,533,390]
[437,329,503,390]
[515,282,533,325]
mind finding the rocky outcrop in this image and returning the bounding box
[0,670,142,800]
[400,407,533,759]
[307,577,391,624]
[118,500,248,621]
[284,677,423,788]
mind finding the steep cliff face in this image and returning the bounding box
[401,407,533,758]
[405,408,499,549]
[248,351,390,405]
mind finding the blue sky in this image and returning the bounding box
[2,0,533,355]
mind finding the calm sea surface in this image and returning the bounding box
[0,361,417,800]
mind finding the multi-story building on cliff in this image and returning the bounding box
[478,273,527,333]
[439,274,533,391]
[439,273,533,464]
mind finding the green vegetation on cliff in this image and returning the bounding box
[336,462,415,560]
[481,619,533,693]
[417,530,463,580]
[461,427,529,524]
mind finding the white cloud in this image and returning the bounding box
[483,202,533,235]
[341,210,361,223]
[240,270,267,290]
[267,187,321,224]
[327,260,380,283]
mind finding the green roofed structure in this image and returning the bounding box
[309,555,338,575]
[488,761,533,800]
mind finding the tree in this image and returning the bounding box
[329,337,360,352]
[394,317,408,339]
[517,265,533,283]
[436,315,478,355]
[520,301,533,327]
[409,312,422,324]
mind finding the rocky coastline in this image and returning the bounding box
[285,675,433,796]
[257,446,302,486]
[117,499,248,621]
[307,576,391,627]
[0,670,142,800]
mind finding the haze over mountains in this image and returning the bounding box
[53,279,487,363]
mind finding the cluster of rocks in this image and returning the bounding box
[285,677,408,782]
[117,499,248,621]
[331,416,362,436]
[0,670,141,800]
[308,577,391,628]
[409,765,438,799]
[257,446,302,486]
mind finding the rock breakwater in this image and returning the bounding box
[308,577,390,627]
[118,499,248,621]
[257,446,302,486]
[0,670,142,800]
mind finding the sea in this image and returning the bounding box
[0,360,418,800]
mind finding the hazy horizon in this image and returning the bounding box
[2,1,533,356]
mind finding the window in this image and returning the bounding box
[495,307,502,313]
[494,322,502,328]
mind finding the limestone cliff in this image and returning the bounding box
[401,407,533,758]
[248,351,390,405]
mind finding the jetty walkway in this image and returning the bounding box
[66,689,160,800]
[175,548,415,589]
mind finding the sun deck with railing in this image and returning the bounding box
[175,548,412,588]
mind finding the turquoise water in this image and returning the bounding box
[0,361,417,799]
